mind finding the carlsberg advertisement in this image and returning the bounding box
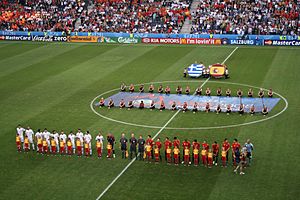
[99,37,140,44]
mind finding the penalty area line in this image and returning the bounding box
[95,46,239,200]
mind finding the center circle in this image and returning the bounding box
[90,80,288,130]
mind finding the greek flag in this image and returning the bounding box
[187,64,204,77]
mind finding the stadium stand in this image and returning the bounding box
[0,0,86,32]
[191,0,300,35]
[77,0,192,33]
[0,0,299,35]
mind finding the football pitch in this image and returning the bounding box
[0,42,299,200]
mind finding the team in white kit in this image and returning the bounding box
[16,125,103,156]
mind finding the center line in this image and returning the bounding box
[95,46,238,200]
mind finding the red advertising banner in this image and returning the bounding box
[141,38,221,45]
[180,38,221,45]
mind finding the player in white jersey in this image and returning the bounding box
[25,127,35,150]
[16,125,25,145]
[35,129,42,140]
[42,128,51,152]
[95,132,104,150]
[68,131,76,154]
[76,129,84,149]
[52,130,60,153]
[59,131,67,153]
[84,131,92,155]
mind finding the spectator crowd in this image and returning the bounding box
[0,0,86,32]
[0,0,299,35]
[191,0,300,35]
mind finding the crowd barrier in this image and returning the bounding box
[0,31,299,46]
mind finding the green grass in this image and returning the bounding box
[0,42,299,200]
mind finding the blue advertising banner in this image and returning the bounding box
[221,39,259,45]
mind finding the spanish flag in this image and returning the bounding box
[209,63,226,78]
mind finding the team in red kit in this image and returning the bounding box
[16,125,254,174]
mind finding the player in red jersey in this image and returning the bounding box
[222,138,230,165]
[155,138,162,161]
[192,139,200,150]
[212,141,219,166]
[192,139,200,165]
[173,137,180,148]
[146,135,154,159]
[202,140,209,151]
[231,139,241,166]
[164,137,172,161]
[173,137,180,161]
[182,139,191,163]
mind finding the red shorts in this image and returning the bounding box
[155,153,159,161]
[43,146,48,153]
[107,149,112,157]
[67,146,72,154]
[60,146,65,153]
[97,148,102,156]
[77,146,82,153]
[184,155,189,162]
[51,146,56,152]
[85,148,89,155]
[208,157,213,165]
[166,154,171,161]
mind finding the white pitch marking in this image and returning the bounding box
[95,109,181,200]
[90,80,288,130]
[222,46,238,64]
[95,47,239,199]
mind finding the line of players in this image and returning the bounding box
[15,125,253,174]
[15,125,97,156]
[119,134,253,175]
[119,83,273,98]
[99,85,271,115]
